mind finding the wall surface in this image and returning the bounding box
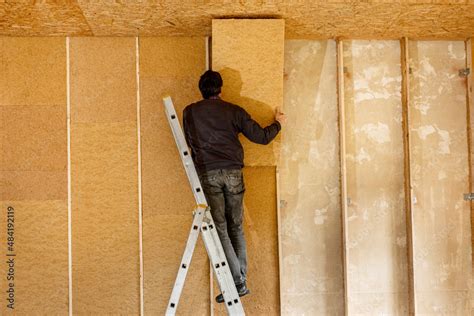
[279,39,344,315]
[70,37,140,314]
[1,35,473,316]
[212,19,284,166]
[139,37,210,315]
[211,19,284,315]
[409,40,472,314]
[343,40,409,314]
[0,37,68,314]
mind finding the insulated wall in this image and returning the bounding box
[279,40,344,315]
[139,37,210,315]
[0,37,69,314]
[409,41,471,314]
[343,40,409,314]
[212,19,284,315]
[70,38,140,313]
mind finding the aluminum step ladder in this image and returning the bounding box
[163,96,245,316]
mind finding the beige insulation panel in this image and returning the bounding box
[139,37,210,315]
[0,38,68,314]
[279,39,344,315]
[70,37,140,314]
[343,40,409,314]
[213,167,280,315]
[409,41,472,314]
[212,19,284,166]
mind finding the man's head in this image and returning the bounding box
[199,70,223,99]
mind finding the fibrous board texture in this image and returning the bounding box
[212,166,279,316]
[343,40,409,314]
[212,19,284,166]
[70,37,140,314]
[139,37,210,315]
[279,39,344,315]
[0,37,68,315]
[1,2,474,39]
[409,40,472,314]
[211,19,283,315]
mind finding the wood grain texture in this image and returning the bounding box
[0,200,69,314]
[1,2,474,39]
[70,37,140,314]
[401,37,416,316]
[212,19,284,166]
[0,37,66,106]
[409,40,471,314]
[470,38,474,314]
[139,37,210,315]
[343,40,409,314]
[0,2,92,36]
[279,40,344,315]
[213,166,280,316]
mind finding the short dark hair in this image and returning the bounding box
[199,70,222,99]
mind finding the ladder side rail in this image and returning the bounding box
[165,207,207,316]
[201,219,245,315]
[163,96,207,206]
[162,96,245,315]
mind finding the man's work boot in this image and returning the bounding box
[216,282,250,303]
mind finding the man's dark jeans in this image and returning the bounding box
[198,168,247,286]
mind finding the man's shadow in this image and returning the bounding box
[218,67,277,127]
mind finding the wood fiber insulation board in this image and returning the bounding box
[279,40,344,315]
[212,19,284,166]
[0,40,68,313]
[343,40,409,314]
[139,37,210,315]
[409,41,472,314]
[213,166,279,315]
[70,38,140,314]
[0,37,68,314]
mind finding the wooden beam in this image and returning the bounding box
[336,39,349,316]
[400,37,416,316]
[465,38,473,290]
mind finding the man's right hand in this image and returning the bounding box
[275,107,287,125]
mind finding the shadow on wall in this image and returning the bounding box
[219,67,275,124]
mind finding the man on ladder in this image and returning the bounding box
[182,70,286,303]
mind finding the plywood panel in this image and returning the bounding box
[409,40,472,314]
[213,166,279,315]
[70,37,140,314]
[139,37,210,315]
[70,37,136,123]
[279,40,344,315]
[0,37,66,106]
[4,2,474,39]
[0,200,69,314]
[1,105,67,171]
[343,40,409,314]
[212,19,284,166]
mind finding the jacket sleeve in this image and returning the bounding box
[238,108,281,145]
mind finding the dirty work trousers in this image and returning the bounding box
[198,168,247,286]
